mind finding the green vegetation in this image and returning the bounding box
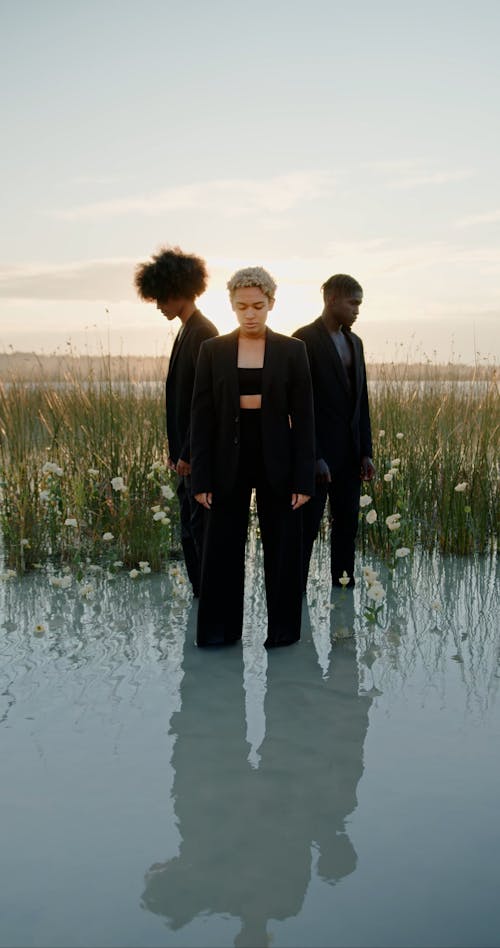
[0,359,498,571]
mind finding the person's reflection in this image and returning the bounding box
[142,601,372,947]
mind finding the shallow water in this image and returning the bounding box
[1,541,499,948]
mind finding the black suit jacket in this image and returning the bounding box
[190,327,315,497]
[292,317,372,474]
[165,309,218,464]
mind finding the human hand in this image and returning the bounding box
[291,493,310,510]
[360,457,376,481]
[167,456,177,472]
[316,458,332,484]
[176,458,191,477]
[195,492,212,509]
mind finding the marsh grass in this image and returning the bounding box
[359,366,499,555]
[0,361,179,572]
[0,358,498,570]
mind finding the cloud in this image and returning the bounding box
[53,171,337,220]
[456,209,500,227]
[0,259,137,301]
[359,160,474,190]
[388,170,474,190]
[323,237,500,276]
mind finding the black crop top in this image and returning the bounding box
[238,367,263,395]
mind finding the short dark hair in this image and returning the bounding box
[134,246,208,302]
[321,274,363,301]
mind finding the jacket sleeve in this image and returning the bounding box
[179,323,218,462]
[190,340,215,494]
[289,341,316,496]
[358,342,373,458]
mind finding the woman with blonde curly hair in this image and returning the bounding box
[190,266,315,648]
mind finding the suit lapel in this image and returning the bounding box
[262,327,279,402]
[349,332,363,403]
[314,317,351,397]
[224,329,240,410]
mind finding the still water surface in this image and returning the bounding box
[1,542,499,947]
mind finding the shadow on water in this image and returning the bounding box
[0,538,499,947]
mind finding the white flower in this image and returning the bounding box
[338,571,350,587]
[87,564,102,573]
[113,560,123,568]
[129,568,139,579]
[365,509,378,525]
[359,494,372,508]
[140,564,151,574]
[151,505,161,513]
[139,560,149,569]
[150,460,163,471]
[64,518,78,527]
[20,538,30,547]
[42,461,63,476]
[391,458,401,466]
[379,429,385,438]
[49,575,72,589]
[363,566,379,584]
[79,583,94,598]
[0,570,17,580]
[454,482,468,492]
[88,468,99,476]
[384,472,393,483]
[396,432,404,440]
[395,547,410,558]
[385,513,401,531]
[389,467,399,477]
[367,583,386,603]
[102,532,114,541]
[62,566,71,574]
[153,510,167,521]
[161,516,171,525]
[111,476,126,492]
[160,484,175,500]
[39,489,50,502]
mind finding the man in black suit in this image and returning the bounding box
[135,246,218,596]
[293,274,375,589]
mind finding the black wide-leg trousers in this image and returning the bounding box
[196,478,304,648]
[302,464,361,589]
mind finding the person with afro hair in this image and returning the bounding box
[135,245,218,597]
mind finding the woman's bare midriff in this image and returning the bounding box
[239,394,262,409]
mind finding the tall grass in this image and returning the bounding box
[0,363,178,572]
[0,360,498,571]
[359,369,499,555]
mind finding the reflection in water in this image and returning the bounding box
[141,599,371,947]
[0,536,499,947]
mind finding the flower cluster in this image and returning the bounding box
[362,566,386,621]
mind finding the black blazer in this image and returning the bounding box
[292,317,373,474]
[190,327,315,497]
[165,309,218,464]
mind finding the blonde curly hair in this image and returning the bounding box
[227,266,277,301]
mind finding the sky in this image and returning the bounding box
[1,0,499,363]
